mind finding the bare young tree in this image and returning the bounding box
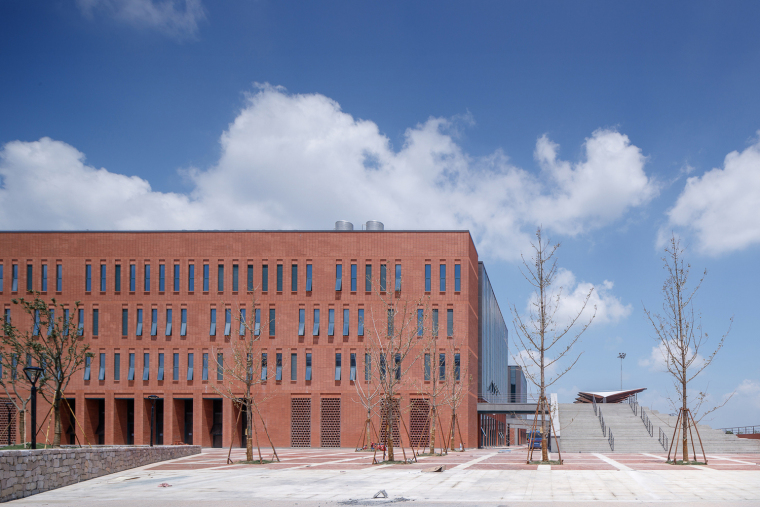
[365,274,425,462]
[212,294,278,463]
[0,332,34,446]
[2,294,91,446]
[643,234,732,463]
[441,336,472,453]
[511,227,595,462]
[352,351,383,450]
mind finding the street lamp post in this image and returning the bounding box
[147,395,159,447]
[23,366,44,450]
[617,353,626,391]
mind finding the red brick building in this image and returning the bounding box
[1,227,509,449]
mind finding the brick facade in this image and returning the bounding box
[1,230,502,449]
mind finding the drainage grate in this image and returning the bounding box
[291,398,311,447]
[320,398,341,447]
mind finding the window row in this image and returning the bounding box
[82,351,223,382]
[0,261,462,294]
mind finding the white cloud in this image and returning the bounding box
[0,86,658,260]
[77,0,205,40]
[667,134,760,256]
[639,341,705,373]
[525,268,632,327]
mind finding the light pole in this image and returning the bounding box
[23,366,43,450]
[617,353,626,390]
[147,395,159,447]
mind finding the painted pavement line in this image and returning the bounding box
[706,455,757,465]
[450,452,497,470]
[275,455,372,470]
[643,452,667,460]
[592,453,632,471]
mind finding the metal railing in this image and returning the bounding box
[608,429,615,452]
[593,397,614,451]
[629,398,638,416]
[658,427,669,451]
[641,407,653,437]
[720,425,760,435]
[478,393,539,404]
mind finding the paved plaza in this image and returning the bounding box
[8,446,760,506]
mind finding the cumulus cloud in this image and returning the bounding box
[735,379,760,409]
[0,86,658,260]
[667,134,760,256]
[638,341,705,373]
[77,0,205,40]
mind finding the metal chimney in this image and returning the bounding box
[365,220,384,231]
[334,220,354,231]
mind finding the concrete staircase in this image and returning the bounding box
[558,402,760,453]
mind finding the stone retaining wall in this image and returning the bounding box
[0,445,200,502]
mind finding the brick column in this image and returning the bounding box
[193,392,203,447]
[104,391,115,445]
[133,390,145,445]
[222,396,234,448]
[164,396,176,445]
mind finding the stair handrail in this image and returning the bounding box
[641,408,653,437]
[608,428,614,451]
[599,409,606,437]
[630,399,638,416]
[592,396,598,416]
[658,427,669,451]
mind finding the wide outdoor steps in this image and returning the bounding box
[558,402,760,453]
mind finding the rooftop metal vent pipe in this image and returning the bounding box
[365,220,384,231]
[334,220,354,231]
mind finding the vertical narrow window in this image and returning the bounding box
[136,309,143,336]
[239,309,246,336]
[335,352,341,380]
[247,264,253,291]
[365,264,372,292]
[128,353,135,381]
[305,264,312,291]
[424,353,431,381]
[454,353,461,381]
[417,309,424,337]
[439,353,446,381]
[166,308,172,336]
[187,353,194,380]
[380,264,386,292]
[203,263,209,291]
[217,353,223,380]
[364,353,371,381]
[305,353,312,381]
[157,353,164,380]
[254,308,261,336]
[144,263,150,292]
[350,353,357,381]
[425,264,431,292]
[291,264,297,291]
[143,352,150,380]
[174,264,180,292]
[115,264,121,292]
[328,309,335,336]
[78,308,84,336]
[343,309,349,336]
[151,308,158,336]
[181,309,187,336]
[276,264,283,292]
[129,264,136,292]
[47,309,55,337]
[275,353,282,380]
[357,309,364,336]
[188,263,195,292]
[114,352,121,381]
[260,353,267,380]
[56,264,63,292]
[387,308,393,336]
[432,309,439,337]
[33,310,40,336]
[335,264,342,291]
[209,309,217,335]
[84,356,91,380]
[298,309,305,336]
[11,264,18,292]
[224,308,232,336]
[202,353,209,381]
[122,308,128,336]
[379,353,386,380]
[395,353,401,380]
[440,264,446,292]
[232,264,239,292]
[27,264,33,292]
[447,309,454,337]
[269,308,276,336]
[351,264,357,291]
[291,353,297,381]
[395,264,401,291]
[217,264,224,292]
[1,263,4,292]
[313,309,320,335]
[63,309,69,336]
[41,264,47,292]
[85,264,91,292]
[173,353,179,380]
[100,265,106,292]
[455,264,461,292]
[262,264,268,292]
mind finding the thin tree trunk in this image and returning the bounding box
[53,396,62,447]
[429,407,436,454]
[19,409,26,446]
[246,403,253,462]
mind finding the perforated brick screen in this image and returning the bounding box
[320,398,341,447]
[409,398,430,448]
[291,397,311,447]
[0,400,17,445]
[379,398,401,446]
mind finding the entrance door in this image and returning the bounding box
[126,399,135,445]
[211,399,223,448]
[184,400,193,444]
[156,399,164,445]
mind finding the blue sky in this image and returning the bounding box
[2,0,760,427]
